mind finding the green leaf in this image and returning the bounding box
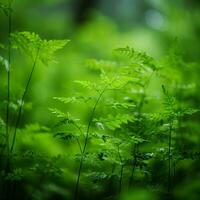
[11,31,69,65]
[131,136,147,144]
[85,58,117,72]
[74,80,97,90]
[114,46,156,70]
[5,168,23,181]
[49,108,79,124]
[54,132,75,141]
[0,55,9,72]
[96,113,134,131]
[54,96,92,104]
[180,108,200,116]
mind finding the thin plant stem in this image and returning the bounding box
[10,47,40,153]
[74,87,107,200]
[5,0,12,156]
[117,145,124,194]
[72,122,84,154]
[129,144,137,187]
[119,165,124,194]
[168,120,173,193]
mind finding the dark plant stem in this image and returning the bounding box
[10,47,40,153]
[74,88,106,200]
[129,144,137,187]
[83,89,106,153]
[119,165,124,194]
[5,0,12,156]
[128,81,146,188]
[4,3,12,200]
[173,161,176,184]
[168,120,173,193]
[74,155,84,200]
[72,122,83,153]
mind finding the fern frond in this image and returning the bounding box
[85,59,117,72]
[49,108,79,124]
[11,31,69,65]
[54,96,92,104]
[179,108,200,116]
[114,46,156,70]
[74,80,96,89]
[96,114,134,131]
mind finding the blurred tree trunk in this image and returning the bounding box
[74,0,99,25]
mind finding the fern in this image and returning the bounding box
[114,46,157,70]
[9,31,69,153]
[11,31,69,65]
[95,113,134,131]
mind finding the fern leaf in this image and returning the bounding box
[11,31,69,65]
[96,114,134,131]
[49,108,79,124]
[114,46,156,70]
[54,96,92,104]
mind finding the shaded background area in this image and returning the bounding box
[0,0,200,200]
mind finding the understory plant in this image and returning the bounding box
[51,45,200,200]
[1,2,200,199]
[0,2,69,199]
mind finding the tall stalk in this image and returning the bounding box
[168,120,173,193]
[74,88,106,200]
[5,0,12,156]
[10,47,40,153]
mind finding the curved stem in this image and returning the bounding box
[72,122,84,153]
[83,89,106,153]
[74,87,107,200]
[76,138,82,154]
[10,47,40,153]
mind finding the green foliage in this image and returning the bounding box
[5,168,24,181]
[0,9,199,199]
[11,31,69,65]
[0,55,9,72]
[0,1,12,16]
[95,113,134,131]
[114,46,157,70]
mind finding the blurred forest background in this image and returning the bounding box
[0,0,200,200]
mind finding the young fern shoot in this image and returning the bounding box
[74,83,109,200]
[114,46,158,188]
[10,32,69,153]
[10,46,40,153]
